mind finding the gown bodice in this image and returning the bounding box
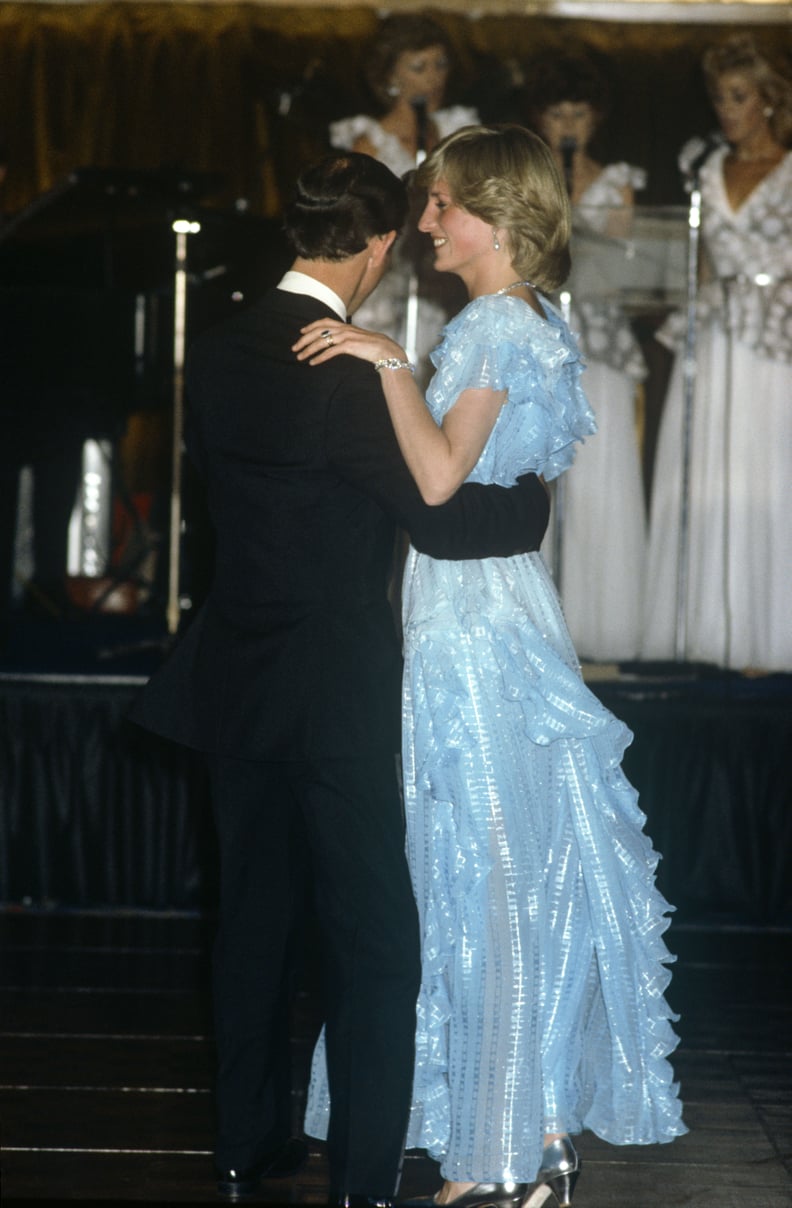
[701,146,792,277]
[426,293,595,486]
[696,147,792,363]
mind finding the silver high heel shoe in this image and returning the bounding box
[521,1138,581,1208]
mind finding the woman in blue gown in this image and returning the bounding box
[295,125,686,1208]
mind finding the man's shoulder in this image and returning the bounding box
[189,288,342,360]
[184,289,378,421]
[189,288,279,345]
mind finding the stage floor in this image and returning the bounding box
[1,611,791,1203]
[1,908,791,1206]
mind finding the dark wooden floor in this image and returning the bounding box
[1,909,791,1207]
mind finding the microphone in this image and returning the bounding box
[560,137,576,196]
[679,131,725,182]
[411,96,429,165]
[275,58,322,117]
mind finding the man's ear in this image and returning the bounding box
[369,230,398,266]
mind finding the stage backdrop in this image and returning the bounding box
[1,675,791,927]
[1,5,791,217]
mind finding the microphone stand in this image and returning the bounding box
[675,156,706,662]
[560,137,576,199]
[404,98,428,367]
[166,216,201,636]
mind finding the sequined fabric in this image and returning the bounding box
[570,162,649,381]
[657,148,792,364]
[304,294,686,1179]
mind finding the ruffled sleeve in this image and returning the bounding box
[427,295,596,484]
[329,114,378,152]
[434,105,480,139]
[577,162,646,211]
[607,162,647,193]
[329,114,417,177]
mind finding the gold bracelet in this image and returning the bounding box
[374,358,415,374]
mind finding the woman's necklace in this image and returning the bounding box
[494,279,535,295]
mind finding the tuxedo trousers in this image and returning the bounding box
[207,751,421,1199]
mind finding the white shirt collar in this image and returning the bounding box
[277,270,347,322]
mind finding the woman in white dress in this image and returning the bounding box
[329,14,478,386]
[643,35,792,672]
[531,56,648,662]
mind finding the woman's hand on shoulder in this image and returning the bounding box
[293,318,405,368]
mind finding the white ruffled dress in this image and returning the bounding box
[643,148,792,670]
[555,163,649,661]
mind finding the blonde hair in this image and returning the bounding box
[415,123,571,292]
[703,34,792,148]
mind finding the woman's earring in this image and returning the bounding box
[763,105,774,117]
[387,83,400,98]
[493,230,501,251]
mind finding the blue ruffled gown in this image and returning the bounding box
[305,293,687,1182]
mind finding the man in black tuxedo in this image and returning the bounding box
[131,152,550,1205]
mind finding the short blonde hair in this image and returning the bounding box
[703,34,792,148]
[415,123,571,292]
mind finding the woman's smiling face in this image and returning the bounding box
[418,178,492,284]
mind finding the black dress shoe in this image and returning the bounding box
[216,1136,308,1198]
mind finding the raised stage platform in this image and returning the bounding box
[1,613,791,925]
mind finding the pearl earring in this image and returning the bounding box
[493,231,501,251]
[763,105,774,117]
[387,83,400,98]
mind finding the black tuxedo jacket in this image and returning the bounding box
[131,286,549,761]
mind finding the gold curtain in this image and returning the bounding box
[0,4,379,215]
[1,4,790,218]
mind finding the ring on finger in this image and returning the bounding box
[323,332,334,346]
